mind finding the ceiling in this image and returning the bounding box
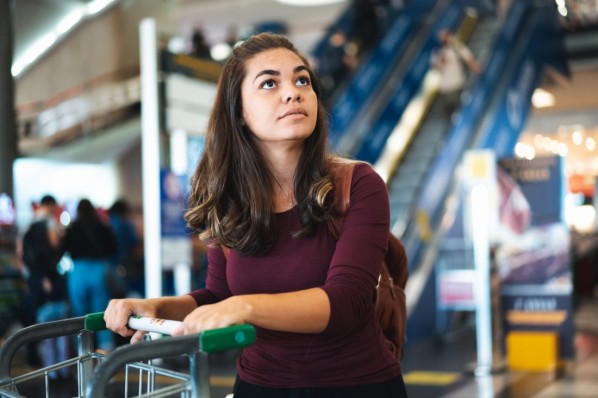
[12,0,346,64]
[11,0,598,175]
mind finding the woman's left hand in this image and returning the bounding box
[171,296,250,335]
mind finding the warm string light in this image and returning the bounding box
[518,126,598,176]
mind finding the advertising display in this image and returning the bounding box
[160,169,192,270]
[496,156,574,358]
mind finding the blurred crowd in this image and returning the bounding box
[7,195,142,369]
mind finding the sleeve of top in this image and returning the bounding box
[321,163,390,333]
[188,245,233,305]
[456,42,475,63]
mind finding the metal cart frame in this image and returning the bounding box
[0,313,255,398]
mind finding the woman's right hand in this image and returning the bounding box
[104,298,158,344]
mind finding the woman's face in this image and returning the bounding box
[240,48,318,150]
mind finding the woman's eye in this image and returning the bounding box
[261,79,276,89]
[297,76,310,86]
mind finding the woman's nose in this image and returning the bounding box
[283,87,301,103]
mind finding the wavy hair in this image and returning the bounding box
[184,33,336,256]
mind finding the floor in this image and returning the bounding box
[2,298,598,397]
[400,297,598,398]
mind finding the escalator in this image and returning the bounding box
[385,15,500,248]
[376,1,569,342]
[327,0,441,153]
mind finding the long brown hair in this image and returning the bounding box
[184,33,335,256]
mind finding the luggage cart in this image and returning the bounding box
[0,312,255,398]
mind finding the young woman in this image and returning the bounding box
[65,198,118,353]
[104,33,407,397]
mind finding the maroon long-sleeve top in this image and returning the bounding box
[189,163,402,387]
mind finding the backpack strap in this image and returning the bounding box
[327,159,358,239]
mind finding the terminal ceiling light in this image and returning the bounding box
[275,0,346,6]
[12,0,119,77]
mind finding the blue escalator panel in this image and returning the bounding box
[328,1,436,150]
[354,4,464,163]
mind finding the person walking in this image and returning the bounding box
[63,199,118,353]
[104,33,407,397]
[431,29,482,120]
[107,199,142,298]
[20,194,66,366]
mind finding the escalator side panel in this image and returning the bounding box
[329,15,417,148]
[355,4,464,163]
[328,2,437,149]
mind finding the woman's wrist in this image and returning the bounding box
[230,295,254,325]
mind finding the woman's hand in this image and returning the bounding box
[172,296,250,336]
[104,298,158,343]
[104,296,198,342]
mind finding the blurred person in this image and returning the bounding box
[226,25,241,49]
[189,27,212,60]
[108,199,142,298]
[63,199,118,353]
[351,0,382,55]
[319,28,358,102]
[104,33,407,397]
[20,194,66,366]
[431,29,482,120]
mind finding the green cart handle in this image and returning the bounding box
[84,312,108,332]
[200,324,256,353]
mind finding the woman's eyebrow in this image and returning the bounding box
[253,65,308,82]
[254,69,279,82]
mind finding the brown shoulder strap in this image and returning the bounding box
[331,160,357,215]
[328,160,357,239]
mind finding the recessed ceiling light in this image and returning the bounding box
[531,88,555,108]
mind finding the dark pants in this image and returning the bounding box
[438,90,462,120]
[233,375,408,398]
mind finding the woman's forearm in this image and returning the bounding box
[235,287,331,333]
